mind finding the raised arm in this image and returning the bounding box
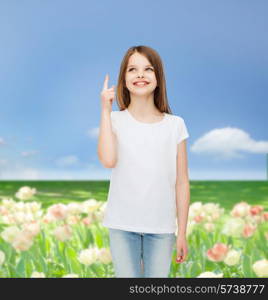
[97,74,117,168]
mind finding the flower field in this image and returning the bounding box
[0,181,267,278]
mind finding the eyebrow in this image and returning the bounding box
[127,64,153,68]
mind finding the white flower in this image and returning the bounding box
[222,217,245,237]
[224,249,241,266]
[15,186,36,201]
[66,215,81,225]
[22,221,40,237]
[29,202,42,213]
[1,215,16,225]
[1,225,21,243]
[197,271,223,278]
[202,203,219,214]
[203,222,215,232]
[66,203,83,215]
[231,202,250,218]
[81,199,102,214]
[13,211,34,224]
[11,230,34,252]
[252,259,268,277]
[99,202,107,213]
[0,250,5,266]
[78,247,99,266]
[16,202,25,211]
[62,273,79,278]
[31,271,45,278]
[2,198,16,209]
[98,248,112,264]
[189,202,203,219]
[188,202,224,224]
[53,224,72,242]
[42,213,56,224]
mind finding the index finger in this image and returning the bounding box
[102,74,109,91]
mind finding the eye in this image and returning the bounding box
[127,67,154,72]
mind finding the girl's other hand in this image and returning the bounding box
[176,235,188,263]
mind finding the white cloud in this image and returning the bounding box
[190,127,268,159]
[0,165,265,180]
[0,138,6,145]
[0,167,40,180]
[189,169,266,180]
[0,158,265,180]
[0,159,8,166]
[55,155,79,167]
[21,150,39,157]
[87,127,99,138]
[0,164,111,180]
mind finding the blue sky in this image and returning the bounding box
[0,0,267,180]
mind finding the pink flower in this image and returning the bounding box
[54,224,72,242]
[0,206,9,216]
[22,220,40,238]
[82,217,92,226]
[242,224,257,238]
[250,205,264,216]
[47,204,68,220]
[66,215,80,225]
[207,243,229,262]
[42,214,55,224]
[262,212,268,222]
[194,215,203,223]
[231,202,250,218]
[204,223,215,232]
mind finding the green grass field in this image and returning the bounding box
[1,180,268,210]
[0,180,267,278]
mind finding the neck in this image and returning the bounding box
[128,93,160,116]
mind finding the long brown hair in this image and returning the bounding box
[115,45,173,114]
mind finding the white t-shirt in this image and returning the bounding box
[102,108,190,234]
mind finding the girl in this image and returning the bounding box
[98,45,190,278]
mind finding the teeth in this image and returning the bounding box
[134,82,148,86]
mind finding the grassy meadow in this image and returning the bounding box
[0,180,267,278]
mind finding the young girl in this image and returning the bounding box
[98,45,190,278]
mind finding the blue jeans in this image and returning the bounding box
[108,228,176,278]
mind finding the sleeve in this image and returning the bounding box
[110,111,118,135]
[176,117,190,144]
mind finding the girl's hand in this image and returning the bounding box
[100,74,116,113]
[176,235,188,263]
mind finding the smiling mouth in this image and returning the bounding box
[133,82,149,87]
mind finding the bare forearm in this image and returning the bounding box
[97,109,117,168]
[175,182,190,237]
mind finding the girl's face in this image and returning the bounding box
[125,52,157,96]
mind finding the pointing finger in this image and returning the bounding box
[107,85,115,91]
[103,74,109,91]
